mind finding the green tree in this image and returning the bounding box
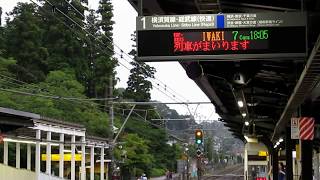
[124,60,156,102]
[123,118,180,172]
[39,0,90,87]
[205,136,214,162]
[123,33,157,122]
[123,33,156,102]
[5,3,48,83]
[115,133,154,178]
[93,0,117,99]
[85,9,100,97]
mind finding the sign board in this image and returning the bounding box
[258,151,268,157]
[41,154,82,161]
[291,118,300,139]
[299,117,315,140]
[137,12,306,61]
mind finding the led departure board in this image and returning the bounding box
[136,13,307,61]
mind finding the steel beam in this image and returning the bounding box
[272,34,320,141]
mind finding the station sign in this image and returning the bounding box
[136,12,307,61]
[291,118,299,139]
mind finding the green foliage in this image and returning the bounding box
[150,168,166,177]
[0,57,16,77]
[115,133,154,177]
[93,0,117,99]
[4,3,48,82]
[123,33,156,102]
[205,136,214,162]
[0,2,182,177]
[98,0,114,40]
[0,63,110,137]
[123,118,181,171]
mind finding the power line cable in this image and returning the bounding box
[0,87,117,101]
[29,0,203,124]
[0,75,167,113]
[32,0,184,104]
[61,0,190,102]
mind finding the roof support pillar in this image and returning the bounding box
[286,127,293,180]
[90,146,95,180]
[272,148,279,180]
[71,135,76,180]
[81,136,86,180]
[138,0,143,15]
[16,142,20,169]
[59,133,64,178]
[3,141,8,165]
[35,129,41,180]
[100,147,105,180]
[314,150,320,180]
[46,131,51,175]
[27,143,31,170]
[301,140,313,180]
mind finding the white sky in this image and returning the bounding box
[0,0,220,121]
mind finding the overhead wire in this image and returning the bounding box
[0,74,117,101]
[0,75,185,140]
[25,0,211,122]
[33,0,184,104]
[61,0,190,103]
[0,73,164,114]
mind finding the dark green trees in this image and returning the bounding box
[5,3,48,82]
[94,0,117,99]
[0,2,183,177]
[124,33,156,102]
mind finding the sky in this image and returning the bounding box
[0,0,220,122]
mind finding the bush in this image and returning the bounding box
[150,168,166,177]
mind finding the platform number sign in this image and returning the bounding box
[291,118,299,139]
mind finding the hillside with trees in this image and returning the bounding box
[0,1,181,178]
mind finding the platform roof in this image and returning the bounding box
[128,0,320,143]
[0,107,37,133]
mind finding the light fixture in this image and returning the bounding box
[242,113,247,117]
[244,135,258,143]
[279,138,284,143]
[237,100,244,108]
[276,142,280,146]
[233,72,246,85]
[292,151,296,158]
[274,144,277,148]
[4,138,59,146]
[245,121,250,126]
[247,102,259,107]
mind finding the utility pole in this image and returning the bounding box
[108,77,114,180]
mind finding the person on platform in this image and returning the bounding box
[166,170,170,180]
[140,173,148,180]
[278,163,286,180]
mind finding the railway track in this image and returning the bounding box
[203,164,244,180]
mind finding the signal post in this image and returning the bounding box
[195,129,204,180]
